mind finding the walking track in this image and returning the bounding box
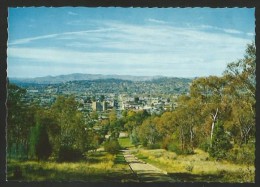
[122,150,174,182]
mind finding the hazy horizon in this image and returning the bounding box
[8,8,255,78]
[9,72,196,79]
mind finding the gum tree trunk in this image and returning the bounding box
[210,108,219,147]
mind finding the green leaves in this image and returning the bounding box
[29,123,52,160]
[7,83,36,159]
[209,120,232,159]
[127,42,256,161]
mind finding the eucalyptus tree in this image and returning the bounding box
[190,76,230,147]
[223,42,256,145]
[50,96,92,159]
[137,117,161,146]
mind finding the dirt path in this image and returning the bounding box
[122,150,174,182]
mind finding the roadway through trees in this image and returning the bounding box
[122,150,174,182]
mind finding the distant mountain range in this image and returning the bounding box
[9,73,168,84]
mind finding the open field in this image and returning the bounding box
[7,151,136,182]
[134,148,255,182]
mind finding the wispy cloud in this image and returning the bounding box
[9,33,59,45]
[147,18,168,24]
[8,20,253,77]
[8,47,228,78]
[247,32,255,36]
[222,28,243,34]
[8,28,116,45]
[68,11,78,16]
[199,24,244,35]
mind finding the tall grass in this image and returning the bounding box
[7,151,135,182]
[134,148,254,182]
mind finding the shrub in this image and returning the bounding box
[147,143,161,150]
[182,148,194,155]
[167,142,194,155]
[226,143,255,165]
[104,140,121,154]
[209,121,232,159]
[167,143,182,155]
[57,146,83,162]
[161,136,172,150]
[199,141,210,152]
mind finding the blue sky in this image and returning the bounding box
[8,7,255,78]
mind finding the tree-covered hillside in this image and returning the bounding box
[7,42,255,182]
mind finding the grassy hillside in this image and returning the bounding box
[7,151,136,182]
[134,148,254,182]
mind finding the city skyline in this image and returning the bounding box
[8,7,255,78]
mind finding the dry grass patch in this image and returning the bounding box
[134,148,254,182]
[7,151,135,182]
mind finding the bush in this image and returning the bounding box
[199,141,210,152]
[57,146,83,162]
[209,121,232,159]
[147,143,161,150]
[167,142,194,155]
[104,140,121,154]
[161,136,172,150]
[182,148,194,155]
[167,143,182,155]
[226,143,255,165]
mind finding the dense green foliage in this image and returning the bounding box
[7,92,102,161]
[29,123,52,160]
[7,83,36,159]
[104,140,121,154]
[57,146,83,162]
[209,121,232,159]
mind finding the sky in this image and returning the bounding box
[7,7,255,78]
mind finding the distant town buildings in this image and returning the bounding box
[15,78,188,119]
[92,101,108,111]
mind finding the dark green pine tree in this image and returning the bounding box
[209,120,232,159]
[29,122,52,160]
